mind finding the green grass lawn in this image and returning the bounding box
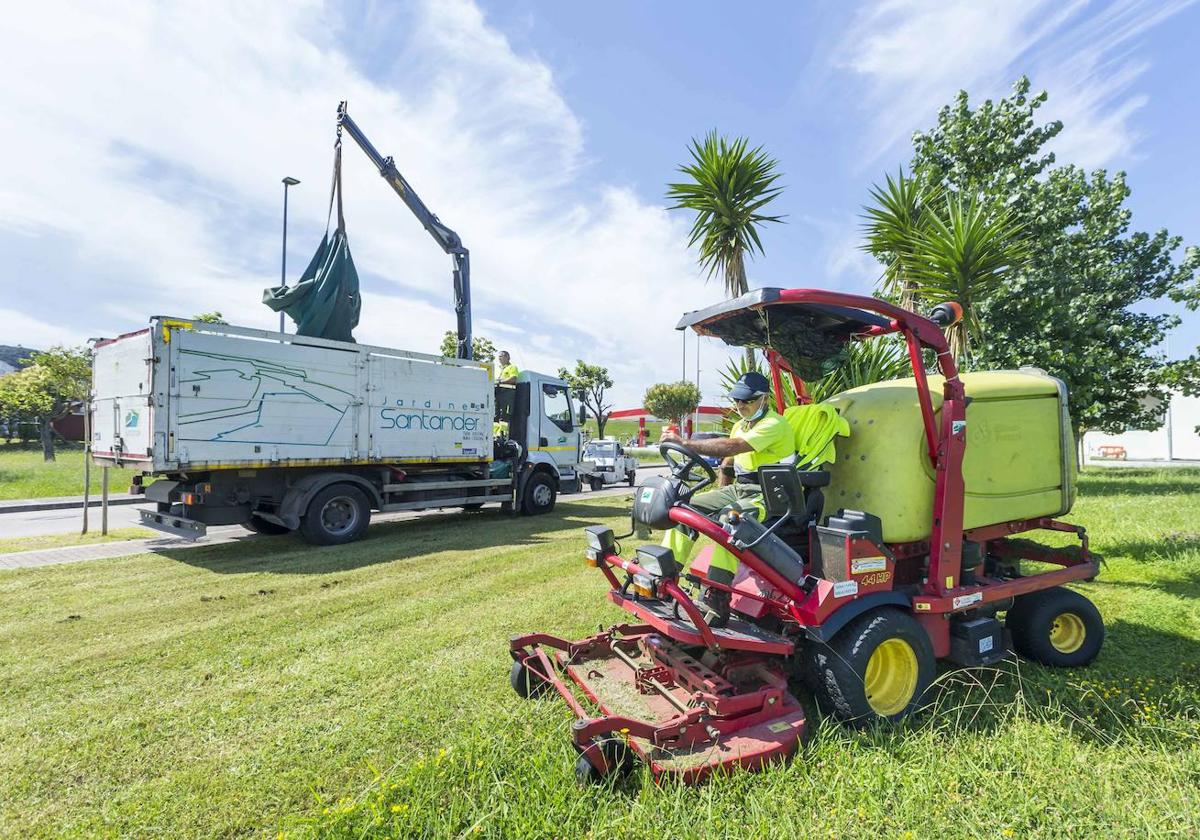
[2,470,1199,837]
[0,442,133,500]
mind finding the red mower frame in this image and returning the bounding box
[510,287,1099,783]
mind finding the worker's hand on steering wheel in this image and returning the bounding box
[659,429,683,446]
[658,440,717,502]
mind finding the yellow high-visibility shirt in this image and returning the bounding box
[498,363,519,381]
[730,410,795,475]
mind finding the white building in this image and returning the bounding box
[1082,390,1200,463]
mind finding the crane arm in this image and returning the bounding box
[336,102,473,360]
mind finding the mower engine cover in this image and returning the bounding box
[633,475,681,530]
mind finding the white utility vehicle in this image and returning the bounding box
[579,438,637,491]
[90,318,583,544]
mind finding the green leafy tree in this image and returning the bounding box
[905,76,1200,437]
[439,331,496,367]
[643,381,701,429]
[193,311,228,324]
[557,360,614,438]
[668,130,785,367]
[0,347,91,461]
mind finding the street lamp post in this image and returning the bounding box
[279,176,301,333]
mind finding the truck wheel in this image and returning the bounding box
[589,477,604,492]
[807,607,935,726]
[299,484,371,545]
[1006,586,1104,667]
[243,516,291,536]
[522,473,556,515]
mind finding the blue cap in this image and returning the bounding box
[728,371,771,401]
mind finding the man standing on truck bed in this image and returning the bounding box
[657,371,795,626]
[497,351,519,384]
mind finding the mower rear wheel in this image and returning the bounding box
[1006,586,1104,667]
[509,658,549,698]
[808,607,935,725]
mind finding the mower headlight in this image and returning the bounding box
[634,545,680,580]
[584,525,616,565]
[631,573,656,598]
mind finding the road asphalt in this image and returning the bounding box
[0,464,669,570]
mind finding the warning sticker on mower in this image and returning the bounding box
[639,488,655,503]
[851,557,888,574]
[767,721,793,733]
[952,592,984,610]
[833,580,859,598]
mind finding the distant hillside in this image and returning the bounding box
[0,345,39,375]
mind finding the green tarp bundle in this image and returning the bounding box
[263,143,361,343]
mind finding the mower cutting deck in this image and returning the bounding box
[511,616,806,783]
[509,287,1104,785]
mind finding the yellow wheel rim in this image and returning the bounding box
[864,638,919,717]
[1050,611,1086,654]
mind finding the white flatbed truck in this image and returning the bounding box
[90,317,583,544]
[579,439,637,491]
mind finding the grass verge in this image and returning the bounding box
[0,442,133,500]
[1,469,1198,837]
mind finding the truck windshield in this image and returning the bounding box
[585,442,617,458]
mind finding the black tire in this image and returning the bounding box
[510,658,549,698]
[589,477,604,492]
[242,516,291,536]
[807,607,936,726]
[522,472,556,515]
[299,484,371,546]
[575,753,603,785]
[1006,586,1104,667]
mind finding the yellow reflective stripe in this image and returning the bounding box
[533,446,576,452]
[169,455,489,471]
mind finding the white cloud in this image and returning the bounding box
[837,0,1193,169]
[0,0,745,407]
[0,309,90,348]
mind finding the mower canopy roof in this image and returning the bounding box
[676,288,890,379]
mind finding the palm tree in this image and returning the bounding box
[806,336,912,402]
[907,194,1029,363]
[862,170,1028,366]
[861,169,942,310]
[668,131,784,367]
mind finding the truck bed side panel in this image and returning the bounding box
[367,351,492,462]
[169,329,363,466]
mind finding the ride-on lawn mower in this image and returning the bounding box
[509,288,1103,784]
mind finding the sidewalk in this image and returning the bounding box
[0,493,142,515]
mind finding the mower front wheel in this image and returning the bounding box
[808,607,935,726]
[509,658,549,698]
[575,738,633,785]
[1006,586,1104,667]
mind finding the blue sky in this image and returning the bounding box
[1,0,1197,406]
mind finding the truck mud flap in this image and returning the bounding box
[138,508,207,540]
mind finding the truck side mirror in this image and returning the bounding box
[578,405,588,425]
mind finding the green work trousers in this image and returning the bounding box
[661,483,765,576]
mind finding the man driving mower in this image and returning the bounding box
[658,371,795,627]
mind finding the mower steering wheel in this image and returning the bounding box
[659,441,718,503]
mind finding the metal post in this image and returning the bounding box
[81,397,91,535]
[695,333,701,432]
[280,177,300,333]
[681,330,686,381]
[101,466,109,536]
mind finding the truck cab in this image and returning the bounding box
[494,371,583,510]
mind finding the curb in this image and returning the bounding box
[0,497,144,515]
